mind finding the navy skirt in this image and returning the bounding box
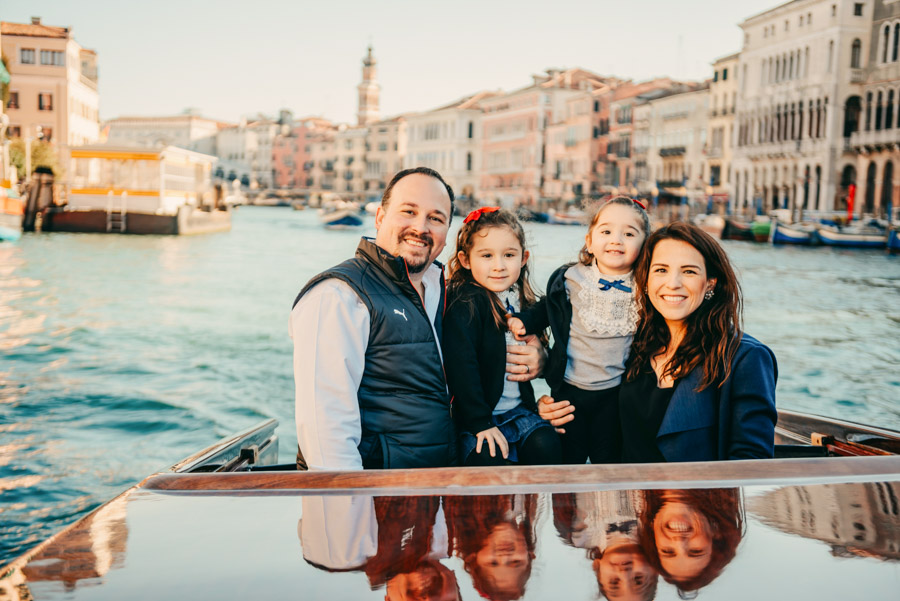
[459,404,553,463]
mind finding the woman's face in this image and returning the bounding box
[646,239,716,332]
[652,501,714,581]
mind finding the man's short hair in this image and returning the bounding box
[381,167,455,219]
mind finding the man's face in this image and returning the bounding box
[374,174,451,274]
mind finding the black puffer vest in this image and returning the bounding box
[293,238,456,469]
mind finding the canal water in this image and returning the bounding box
[1,206,899,564]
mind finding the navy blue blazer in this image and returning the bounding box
[653,334,778,462]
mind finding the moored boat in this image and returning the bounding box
[816,224,887,249]
[39,145,231,235]
[750,218,771,242]
[1,411,897,600]
[0,186,23,242]
[722,218,757,241]
[546,208,585,225]
[770,220,817,245]
[888,228,900,253]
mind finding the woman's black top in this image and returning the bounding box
[619,368,677,463]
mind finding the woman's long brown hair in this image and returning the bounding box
[626,222,743,391]
[447,208,539,331]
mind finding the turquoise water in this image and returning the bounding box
[1,206,899,564]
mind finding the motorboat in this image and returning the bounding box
[1,409,898,600]
[889,228,900,254]
[320,200,364,229]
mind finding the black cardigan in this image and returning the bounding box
[515,263,574,394]
[442,282,537,435]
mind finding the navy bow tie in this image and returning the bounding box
[606,520,638,534]
[598,278,631,293]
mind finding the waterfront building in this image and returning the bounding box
[733,0,873,215]
[334,125,368,201]
[404,92,497,199]
[363,117,406,201]
[706,53,740,213]
[272,117,334,191]
[638,83,710,208]
[357,46,380,126]
[308,128,337,203]
[216,117,280,189]
[480,68,611,207]
[104,113,226,157]
[1,17,100,171]
[848,0,900,217]
[543,87,597,204]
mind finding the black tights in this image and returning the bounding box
[553,382,622,464]
[464,427,563,466]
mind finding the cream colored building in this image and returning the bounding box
[404,92,496,199]
[334,125,368,200]
[733,0,872,215]
[1,17,100,172]
[706,53,740,212]
[640,84,710,207]
[543,90,595,203]
[364,117,406,201]
[216,118,280,189]
[104,114,225,156]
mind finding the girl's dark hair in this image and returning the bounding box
[638,489,744,594]
[626,222,743,391]
[447,208,539,330]
[579,196,651,266]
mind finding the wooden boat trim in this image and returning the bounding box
[143,455,900,495]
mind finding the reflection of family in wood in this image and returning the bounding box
[299,489,743,600]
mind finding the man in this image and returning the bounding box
[291,167,543,470]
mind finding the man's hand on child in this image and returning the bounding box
[537,395,575,434]
[506,316,528,340]
[476,427,509,459]
[506,335,545,382]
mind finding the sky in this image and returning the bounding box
[4,0,784,125]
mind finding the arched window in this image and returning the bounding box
[828,40,834,73]
[852,39,862,68]
[805,47,810,77]
[894,23,900,61]
[888,90,895,129]
[798,100,804,139]
[790,53,795,79]
[866,92,873,130]
[883,25,890,63]
[876,91,884,130]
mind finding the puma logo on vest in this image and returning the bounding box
[393,308,408,321]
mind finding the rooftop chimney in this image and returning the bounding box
[31,17,41,25]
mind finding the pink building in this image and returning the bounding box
[272,117,334,190]
[480,69,611,207]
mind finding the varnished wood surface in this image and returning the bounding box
[144,455,900,495]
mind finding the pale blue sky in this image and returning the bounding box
[4,0,781,124]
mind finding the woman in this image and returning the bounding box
[638,488,744,595]
[540,222,777,462]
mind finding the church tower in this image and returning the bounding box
[356,45,380,126]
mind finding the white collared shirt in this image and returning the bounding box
[290,261,444,470]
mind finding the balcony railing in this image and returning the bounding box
[849,127,900,148]
[659,146,686,157]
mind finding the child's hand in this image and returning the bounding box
[506,316,527,340]
[475,427,509,459]
[537,395,575,434]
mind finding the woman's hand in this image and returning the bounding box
[537,395,575,434]
[475,427,509,459]
[505,334,546,382]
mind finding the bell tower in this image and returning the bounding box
[357,45,380,126]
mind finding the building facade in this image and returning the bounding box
[706,53,740,212]
[848,0,900,218]
[272,117,334,190]
[404,92,495,199]
[733,0,873,216]
[104,114,224,156]
[1,17,100,171]
[363,117,406,200]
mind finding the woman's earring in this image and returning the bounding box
[704,288,715,300]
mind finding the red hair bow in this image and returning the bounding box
[463,206,500,224]
[632,198,647,210]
